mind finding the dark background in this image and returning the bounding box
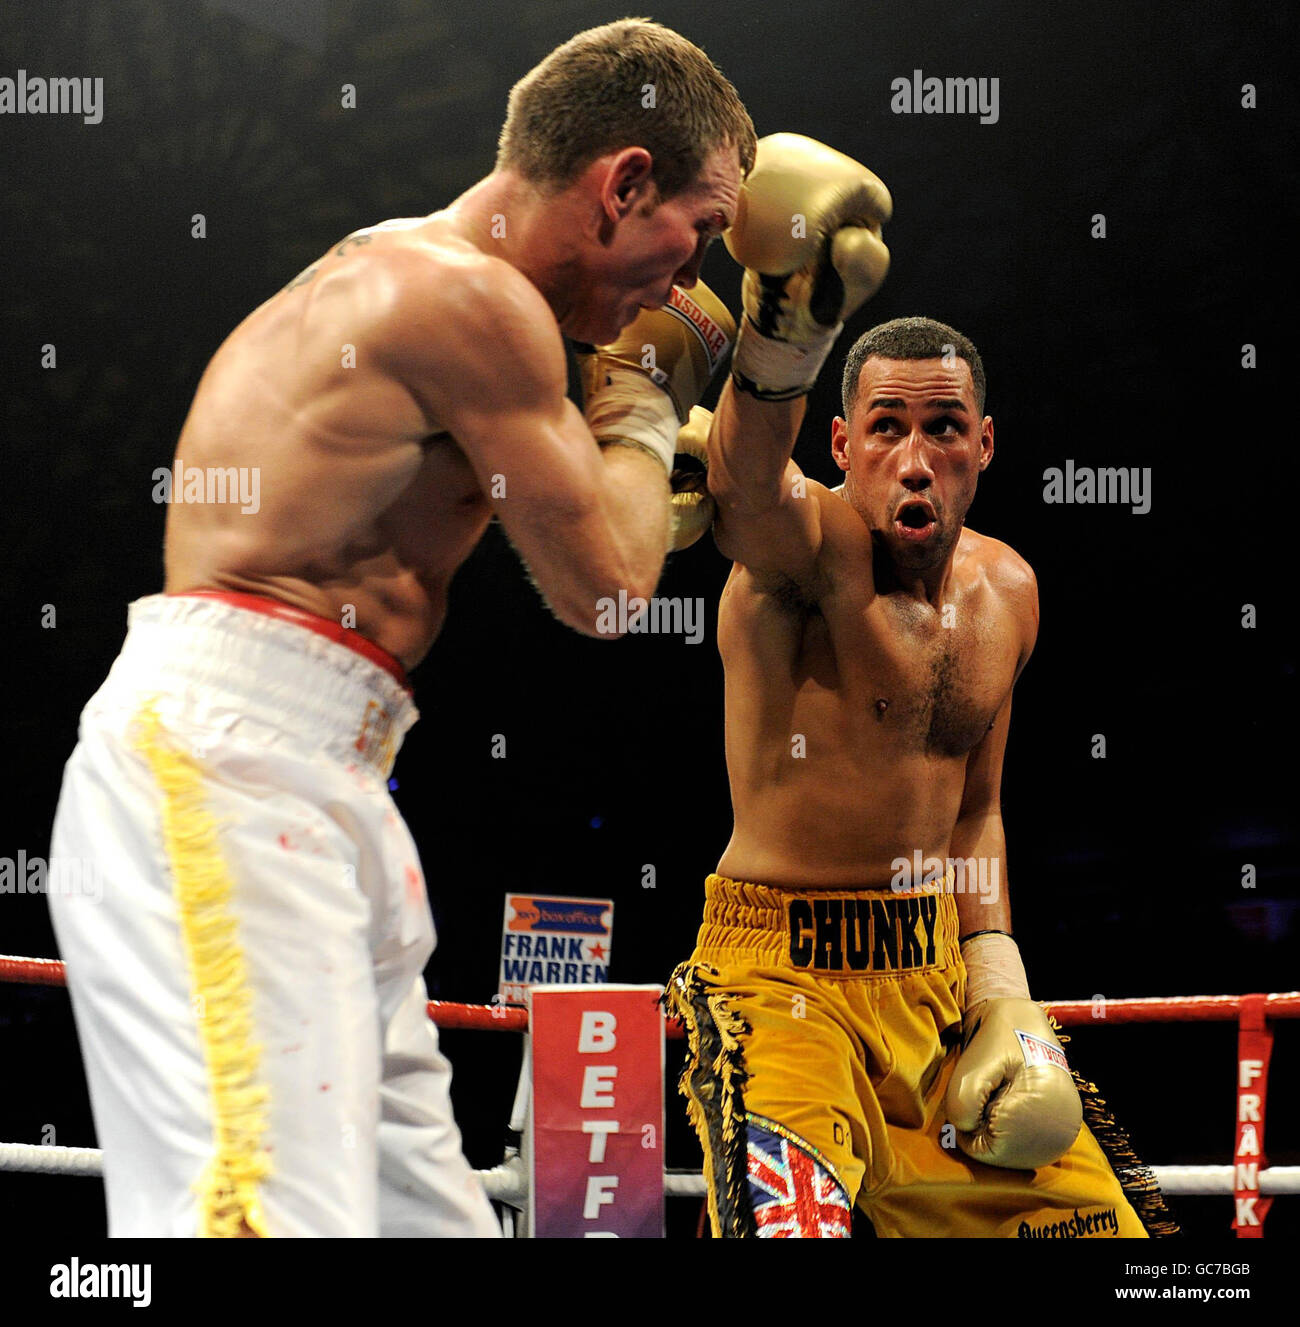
[1,0,1295,1242]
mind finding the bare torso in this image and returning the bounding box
[164,217,495,670]
[716,505,1032,888]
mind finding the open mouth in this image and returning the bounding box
[895,500,937,541]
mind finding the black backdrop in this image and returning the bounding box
[1,0,1296,1246]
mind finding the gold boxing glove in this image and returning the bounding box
[724,133,891,400]
[575,281,735,475]
[668,405,714,551]
[945,933,1083,1170]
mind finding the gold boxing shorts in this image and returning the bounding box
[665,875,1178,1239]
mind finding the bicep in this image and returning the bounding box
[712,457,824,576]
[704,378,824,586]
[443,371,639,606]
[391,271,608,526]
[448,379,604,521]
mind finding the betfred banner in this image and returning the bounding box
[499,894,613,1005]
[530,984,665,1238]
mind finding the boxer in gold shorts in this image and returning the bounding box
[663,135,1177,1236]
[671,875,1167,1237]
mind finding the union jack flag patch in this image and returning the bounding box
[746,1119,852,1238]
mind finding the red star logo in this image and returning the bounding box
[587,942,608,961]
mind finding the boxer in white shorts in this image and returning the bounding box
[50,592,495,1237]
[48,20,754,1236]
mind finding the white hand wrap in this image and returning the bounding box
[731,317,841,399]
[583,366,679,475]
[961,931,1030,1009]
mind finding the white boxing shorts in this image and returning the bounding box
[48,592,499,1237]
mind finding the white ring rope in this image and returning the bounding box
[2,1143,1297,1198]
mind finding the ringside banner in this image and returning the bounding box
[530,984,665,1238]
[499,894,613,1005]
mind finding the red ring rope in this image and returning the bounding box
[4,956,1298,1034]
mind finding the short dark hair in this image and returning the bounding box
[495,18,756,200]
[841,317,987,419]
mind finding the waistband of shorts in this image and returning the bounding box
[102,594,419,777]
[179,590,411,690]
[693,873,961,977]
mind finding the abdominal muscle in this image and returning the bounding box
[714,578,976,890]
[716,729,969,890]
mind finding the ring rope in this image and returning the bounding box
[4,957,1298,1032]
[2,1143,1297,1199]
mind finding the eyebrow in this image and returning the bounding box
[867,397,969,412]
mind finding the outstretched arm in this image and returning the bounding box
[707,132,892,588]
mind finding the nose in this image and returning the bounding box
[673,239,706,290]
[897,431,935,490]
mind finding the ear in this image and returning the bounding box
[978,416,994,470]
[830,416,851,472]
[599,147,655,220]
